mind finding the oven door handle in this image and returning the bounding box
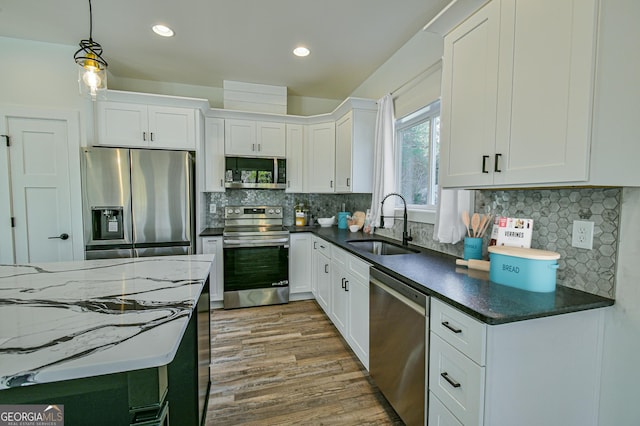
[223,237,290,247]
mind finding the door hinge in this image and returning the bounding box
[1,135,9,147]
[11,217,15,228]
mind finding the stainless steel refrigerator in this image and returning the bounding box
[81,147,195,259]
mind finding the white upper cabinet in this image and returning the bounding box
[335,108,376,193]
[305,122,336,193]
[204,117,226,192]
[441,0,599,188]
[285,124,304,193]
[224,119,285,157]
[257,121,286,157]
[440,0,500,187]
[97,101,196,150]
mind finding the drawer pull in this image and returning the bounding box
[442,321,462,334]
[441,372,461,388]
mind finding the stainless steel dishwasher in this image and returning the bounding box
[370,267,428,426]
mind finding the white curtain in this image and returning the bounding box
[433,188,474,244]
[369,94,396,229]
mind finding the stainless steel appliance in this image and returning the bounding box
[81,147,194,259]
[369,267,429,426]
[222,206,289,309]
[225,156,286,189]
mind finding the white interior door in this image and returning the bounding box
[9,117,75,263]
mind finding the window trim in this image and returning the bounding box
[394,100,440,225]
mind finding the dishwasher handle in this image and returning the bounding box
[370,267,428,313]
[370,277,427,316]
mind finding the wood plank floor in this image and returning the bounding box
[206,300,403,425]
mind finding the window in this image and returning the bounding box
[396,100,440,213]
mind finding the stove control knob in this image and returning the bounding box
[275,209,281,214]
[227,209,234,214]
[234,209,240,214]
[268,209,274,214]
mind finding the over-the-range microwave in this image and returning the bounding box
[224,156,286,189]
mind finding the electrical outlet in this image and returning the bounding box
[209,204,216,214]
[571,220,594,250]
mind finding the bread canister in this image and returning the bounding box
[487,246,560,292]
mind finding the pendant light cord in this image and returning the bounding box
[88,0,93,41]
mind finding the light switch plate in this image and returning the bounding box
[571,220,594,250]
[209,204,216,214]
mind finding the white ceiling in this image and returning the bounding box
[0,0,449,99]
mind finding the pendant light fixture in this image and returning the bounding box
[73,0,108,100]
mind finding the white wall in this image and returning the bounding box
[350,30,444,116]
[599,187,640,424]
[0,37,87,110]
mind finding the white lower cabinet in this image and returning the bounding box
[429,333,485,425]
[312,237,331,315]
[310,236,370,368]
[200,236,224,304]
[289,233,312,298]
[429,392,463,426]
[428,298,605,426]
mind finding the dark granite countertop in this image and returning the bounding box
[304,227,614,325]
[199,227,224,237]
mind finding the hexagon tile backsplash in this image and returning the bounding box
[205,187,620,299]
[377,187,621,298]
[476,188,620,298]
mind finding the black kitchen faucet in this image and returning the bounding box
[380,192,413,246]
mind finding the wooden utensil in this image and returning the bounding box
[479,214,493,238]
[462,211,471,237]
[455,258,490,272]
[471,213,480,237]
[477,214,488,238]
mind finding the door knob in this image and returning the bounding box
[48,233,69,240]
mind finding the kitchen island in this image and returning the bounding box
[0,254,213,425]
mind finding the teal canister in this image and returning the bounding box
[337,212,350,229]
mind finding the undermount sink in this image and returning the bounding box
[346,239,420,256]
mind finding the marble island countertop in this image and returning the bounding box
[0,254,213,390]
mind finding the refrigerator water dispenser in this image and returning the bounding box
[91,207,124,240]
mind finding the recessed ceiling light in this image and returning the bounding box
[152,24,175,37]
[293,46,310,57]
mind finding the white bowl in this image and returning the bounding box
[317,217,335,227]
[349,224,360,232]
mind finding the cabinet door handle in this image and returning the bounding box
[344,280,349,292]
[441,372,461,388]
[330,180,334,188]
[288,180,291,188]
[220,179,223,187]
[252,144,256,151]
[482,155,489,173]
[324,264,329,274]
[494,153,502,172]
[143,131,147,141]
[313,241,317,249]
[150,132,154,142]
[442,321,462,334]
[258,144,261,151]
[341,278,346,289]
[346,178,350,187]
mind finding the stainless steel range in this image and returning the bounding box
[222,206,290,309]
